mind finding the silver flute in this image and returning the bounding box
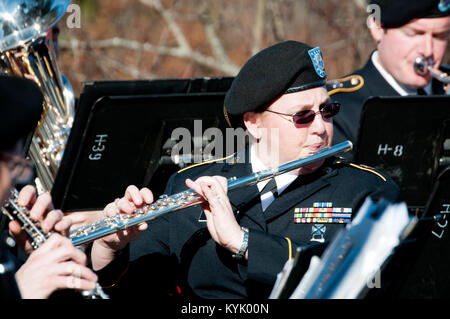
[1,189,109,299]
[70,141,353,247]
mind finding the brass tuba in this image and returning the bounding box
[0,0,75,192]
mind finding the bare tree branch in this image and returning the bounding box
[58,37,240,75]
[129,0,240,75]
[268,0,285,42]
[138,0,191,50]
[353,0,368,10]
[252,0,266,55]
[198,1,233,66]
[58,0,380,95]
[100,54,157,78]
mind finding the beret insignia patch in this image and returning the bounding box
[439,0,450,12]
[308,47,326,79]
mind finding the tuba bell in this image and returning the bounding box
[0,0,75,192]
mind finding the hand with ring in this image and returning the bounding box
[7,185,99,298]
[91,185,153,271]
[14,233,98,299]
[186,176,246,257]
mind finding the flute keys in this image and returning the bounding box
[135,208,145,215]
[159,200,169,207]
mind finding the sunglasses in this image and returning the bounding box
[265,102,340,125]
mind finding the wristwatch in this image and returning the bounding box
[232,227,249,259]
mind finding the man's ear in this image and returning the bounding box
[368,16,384,44]
[243,111,261,140]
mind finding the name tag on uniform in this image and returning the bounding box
[293,202,352,224]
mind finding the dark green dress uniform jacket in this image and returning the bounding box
[332,52,447,160]
[96,153,399,299]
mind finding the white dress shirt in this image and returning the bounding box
[371,51,432,96]
[250,143,298,211]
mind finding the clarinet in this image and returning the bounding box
[1,189,109,299]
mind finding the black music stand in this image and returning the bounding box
[354,96,450,210]
[354,95,450,298]
[51,77,234,212]
[269,242,328,299]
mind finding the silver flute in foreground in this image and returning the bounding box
[1,189,109,299]
[70,140,353,247]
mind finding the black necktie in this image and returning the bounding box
[260,178,278,198]
[417,88,427,95]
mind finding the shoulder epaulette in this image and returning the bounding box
[327,75,364,96]
[177,153,237,174]
[335,160,387,182]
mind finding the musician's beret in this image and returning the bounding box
[224,41,327,128]
[0,75,43,151]
[370,0,450,29]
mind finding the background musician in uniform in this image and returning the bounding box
[89,41,399,299]
[0,75,98,299]
[332,0,450,156]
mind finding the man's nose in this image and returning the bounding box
[422,33,434,60]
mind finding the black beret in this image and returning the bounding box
[0,75,43,151]
[370,0,450,29]
[224,41,327,128]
